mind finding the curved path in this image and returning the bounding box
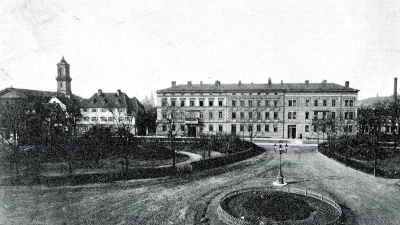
[1,144,400,224]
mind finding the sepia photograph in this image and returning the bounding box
[0,0,399,224]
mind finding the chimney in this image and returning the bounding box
[200,81,203,86]
[305,80,309,84]
[239,80,241,86]
[395,78,398,99]
[188,81,192,86]
[268,78,272,85]
[322,80,327,84]
[345,81,349,88]
[98,89,103,96]
[281,80,283,84]
[215,80,220,85]
[117,89,122,95]
[172,81,176,87]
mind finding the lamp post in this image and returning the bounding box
[273,143,288,186]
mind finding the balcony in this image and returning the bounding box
[185,117,203,124]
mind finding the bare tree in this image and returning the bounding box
[239,111,263,143]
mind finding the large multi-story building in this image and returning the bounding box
[156,79,359,139]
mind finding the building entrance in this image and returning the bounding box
[288,125,296,139]
[188,126,196,137]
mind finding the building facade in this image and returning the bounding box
[156,79,359,139]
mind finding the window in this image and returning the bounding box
[180,125,185,131]
[171,100,176,106]
[218,100,223,106]
[349,112,354,119]
[162,111,167,119]
[314,125,318,132]
[314,100,318,106]
[273,112,278,120]
[108,117,113,122]
[209,100,213,106]
[350,100,354,107]
[273,125,278,132]
[209,125,213,132]
[232,112,236,119]
[91,108,97,112]
[323,100,327,106]
[248,100,253,106]
[331,112,336,119]
[345,112,348,119]
[200,112,204,118]
[100,117,106,121]
[349,125,353,132]
[209,112,213,119]
[101,108,107,112]
[248,125,253,132]
[265,112,270,119]
[314,111,318,119]
[231,124,236,133]
[288,100,297,107]
[306,100,310,106]
[240,100,245,106]
[257,112,261,120]
[82,108,88,112]
[219,125,223,132]
[240,124,244,132]
[199,100,204,106]
[232,100,236,106]
[345,100,349,106]
[257,124,261,132]
[265,100,269,106]
[265,124,269,132]
[190,100,194,106]
[162,98,167,107]
[293,112,297,119]
[305,125,309,132]
[83,117,90,121]
[274,100,278,107]
[91,117,97,122]
[249,112,253,119]
[240,112,244,119]
[332,100,336,107]
[305,112,310,119]
[257,100,261,106]
[163,125,167,131]
[322,112,327,119]
[181,100,185,107]
[288,112,292,119]
[219,111,223,119]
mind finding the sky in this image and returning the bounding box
[0,0,399,101]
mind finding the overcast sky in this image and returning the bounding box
[1,0,399,101]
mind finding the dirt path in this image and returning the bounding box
[1,145,399,224]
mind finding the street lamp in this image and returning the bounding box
[273,143,288,186]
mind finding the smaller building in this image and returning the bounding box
[77,89,144,134]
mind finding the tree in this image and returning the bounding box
[239,112,263,143]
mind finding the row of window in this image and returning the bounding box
[82,108,125,113]
[81,116,130,122]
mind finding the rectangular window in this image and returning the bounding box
[332,100,336,106]
[257,124,261,132]
[171,100,176,106]
[249,112,253,119]
[345,100,349,107]
[314,125,318,132]
[209,112,213,119]
[219,125,223,132]
[248,100,253,106]
[162,125,167,131]
[350,100,354,107]
[180,125,185,131]
[91,108,97,112]
[232,100,236,106]
[209,125,213,132]
[305,125,309,132]
[314,111,318,119]
[82,108,88,112]
[162,98,167,107]
[345,112,349,119]
[101,108,107,112]
[84,117,90,121]
[240,100,245,106]
[293,112,297,119]
[240,124,244,132]
[199,100,204,106]
[322,112,327,119]
[288,100,297,107]
[265,124,269,132]
[248,125,253,132]
[240,112,244,119]
[265,100,269,106]
[306,100,310,106]
[257,100,261,106]
[219,111,223,119]
[274,100,278,107]
[349,112,354,120]
[288,112,292,119]
[209,100,213,106]
[181,100,185,107]
[305,112,310,119]
[91,117,97,122]
[331,112,336,119]
[314,100,318,106]
[257,112,261,120]
[323,100,327,106]
[218,100,223,106]
[349,125,353,132]
[274,112,278,120]
[100,117,106,121]
[162,111,167,119]
[273,126,278,132]
[265,112,270,119]
[231,124,236,133]
[190,101,194,106]
[200,112,204,118]
[108,117,113,122]
[232,112,236,119]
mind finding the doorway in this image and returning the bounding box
[188,126,196,137]
[288,125,296,139]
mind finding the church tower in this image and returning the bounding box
[56,56,72,95]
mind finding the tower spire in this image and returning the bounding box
[56,56,72,95]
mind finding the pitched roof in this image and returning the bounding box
[0,87,82,103]
[157,82,359,93]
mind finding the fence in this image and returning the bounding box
[217,186,342,225]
